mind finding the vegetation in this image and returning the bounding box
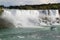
[0,7,4,15]
[0,3,60,10]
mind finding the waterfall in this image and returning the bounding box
[1,9,60,28]
[15,10,40,28]
[55,10,60,18]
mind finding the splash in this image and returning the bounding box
[1,9,60,28]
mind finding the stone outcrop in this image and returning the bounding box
[0,8,15,28]
[0,18,15,28]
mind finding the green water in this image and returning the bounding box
[0,26,60,40]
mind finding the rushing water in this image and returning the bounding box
[2,9,59,28]
[0,9,60,40]
[0,27,60,40]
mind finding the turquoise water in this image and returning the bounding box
[0,26,60,40]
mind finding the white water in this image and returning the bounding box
[1,9,60,28]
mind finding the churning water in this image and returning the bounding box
[0,9,60,40]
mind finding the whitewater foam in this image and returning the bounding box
[1,9,60,28]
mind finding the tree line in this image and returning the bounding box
[0,3,60,10]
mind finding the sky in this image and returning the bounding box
[0,0,59,6]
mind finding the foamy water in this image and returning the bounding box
[0,9,60,40]
[1,9,60,28]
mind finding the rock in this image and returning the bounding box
[0,8,4,16]
[0,18,15,28]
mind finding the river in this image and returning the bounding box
[0,9,60,40]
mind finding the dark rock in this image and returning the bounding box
[0,18,15,28]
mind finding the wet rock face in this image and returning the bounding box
[0,9,15,28]
[0,8,4,15]
[0,18,15,28]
